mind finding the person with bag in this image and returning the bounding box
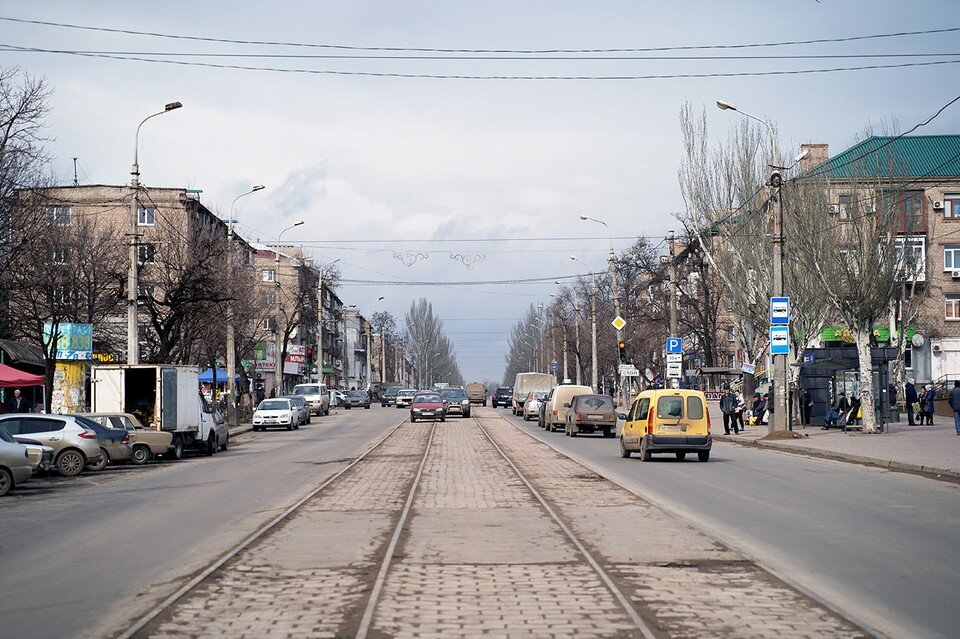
[905,378,919,425]
[734,392,746,432]
[719,386,739,435]
[923,384,936,425]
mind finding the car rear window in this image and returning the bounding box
[656,396,684,419]
[580,396,613,410]
[686,396,705,420]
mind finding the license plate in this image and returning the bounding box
[422,411,433,416]
[588,415,602,420]
[659,423,682,431]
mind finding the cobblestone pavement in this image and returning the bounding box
[135,410,871,639]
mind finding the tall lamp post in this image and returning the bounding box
[551,286,581,385]
[580,214,626,406]
[717,99,785,433]
[570,256,599,391]
[530,319,545,373]
[127,101,182,364]
[273,221,304,396]
[364,296,385,392]
[226,184,265,426]
[316,258,341,386]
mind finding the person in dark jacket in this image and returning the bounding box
[719,386,739,435]
[824,392,849,429]
[949,380,960,436]
[905,378,918,425]
[799,388,813,426]
[5,389,32,413]
[751,393,766,425]
[923,384,936,425]
[846,395,861,426]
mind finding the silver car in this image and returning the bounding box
[15,437,55,474]
[0,426,32,496]
[282,395,311,425]
[0,414,103,477]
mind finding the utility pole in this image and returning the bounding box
[770,171,788,433]
[561,322,568,381]
[380,330,386,384]
[668,230,678,337]
[365,322,372,391]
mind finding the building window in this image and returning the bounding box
[886,190,926,233]
[894,236,926,282]
[837,194,856,219]
[264,291,277,305]
[246,250,255,265]
[945,246,960,272]
[137,284,155,304]
[52,247,68,265]
[261,269,276,282]
[725,326,735,342]
[264,317,276,331]
[53,286,74,305]
[944,193,960,219]
[947,296,960,321]
[137,243,156,265]
[46,206,71,225]
[137,206,156,226]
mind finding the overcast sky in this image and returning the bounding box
[2,1,958,382]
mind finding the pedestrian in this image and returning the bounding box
[751,393,765,425]
[846,395,861,427]
[905,378,918,425]
[800,388,813,426]
[734,392,746,432]
[719,385,739,435]
[5,388,32,413]
[760,392,771,424]
[888,382,897,408]
[824,392,849,430]
[923,384,936,425]
[948,380,960,436]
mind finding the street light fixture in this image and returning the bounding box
[127,100,183,365]
[273,221,304,395]
[225,183,266,426]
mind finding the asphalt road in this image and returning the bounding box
[503,408,960,639]
[0,406,405,639]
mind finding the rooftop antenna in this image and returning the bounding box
[72,157,79,186]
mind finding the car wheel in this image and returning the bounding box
[131,445,152,465]
[365,405,370,409]
[603,428,613,438]
[440,416,446,422]
[56,449,85,477]
[89,448,109,471]
[675,452,687,461]
[171,436,184,460]
[294,422,300,430]
[221,433,229,451]
[698,451,710,462]
[639,438,652,462]
[411,416,417,423]
[287,423,294,431]
[570,425,577,437]
[0,467,12,496]
[205,433,217,456]
[619,438,631,458]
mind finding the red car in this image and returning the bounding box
[410,392,446,423]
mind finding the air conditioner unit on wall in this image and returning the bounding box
[952,270,960,279]
[933,200,944,210]
[933,343,942,354]
[829,204,839,214]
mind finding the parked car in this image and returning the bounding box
[410,392,446,423]
[0,427,32,496]
[395,389,417,408]
[292,383,331,416]
[466,382,487,406]
[381,386,401,407]
[16,438,55,474]
[620,389,712,462]
[79,413,174,465]
[283,395,311,424]
[492,386,514,408]
[70,415,133,470]
[523,391,548,421]
[331,390,346,407]
[564,394,620,438]
[253,398,300,431]
[542,384,593,432]
[0,414,103,477]
[343,390,371,409]
[441,387,471,418]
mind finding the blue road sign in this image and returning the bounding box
[666,337,683,354]
[769,325,790,355]
[550,361,558,373]
[770,297,791,325]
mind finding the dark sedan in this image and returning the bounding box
[492,387,514,408]
[343,390,371,409]
[70,414,132,470]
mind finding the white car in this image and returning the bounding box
[331,390,346,407]
[253,398,300,431]
[395,389,417,408]
[523,391,548,421]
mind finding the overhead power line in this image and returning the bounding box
[1,16,956,54]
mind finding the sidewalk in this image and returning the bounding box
[708,403,960,481]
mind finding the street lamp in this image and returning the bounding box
[316,257,341,386]
[273,220,304,395]
[579,215,627,406]
[127,101,182,365]
[364,296,385,392]
[717,98,786,433]
[570,255,599,391]
[225,183,265,426]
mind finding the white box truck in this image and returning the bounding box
[512,372,556,416]
[91,365,229,459]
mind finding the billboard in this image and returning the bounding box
[43,322,93,360]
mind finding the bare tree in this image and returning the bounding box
[406,298,462,386]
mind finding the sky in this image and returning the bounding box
[2,1,959,383]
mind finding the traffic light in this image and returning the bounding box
[618,340,627,364]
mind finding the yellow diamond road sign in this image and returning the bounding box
[612,315,627,331]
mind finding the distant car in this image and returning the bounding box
[291,383,331,416]
[0,427,32,496]
[0,414,103,477]
[440,387,471,418]
[564,394,620,438]
[395,389,417,408]
[283,395,311,424]
[492,387,513,408]
[253,398,300,431]
[381,386,401,407]
[343,390,371,409]
[542,384,593,432]
[523,391,548,422]
[70,415,133,470]
[410,392,446,423]
[79,413,174,465]
[466,382,487,406]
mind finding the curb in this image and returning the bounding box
[715,434,960,484]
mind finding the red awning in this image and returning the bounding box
[0,363,45,388]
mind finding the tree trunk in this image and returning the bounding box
[855,328,879,434]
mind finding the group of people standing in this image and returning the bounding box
[904,378,936,426]
[718,387,771,435]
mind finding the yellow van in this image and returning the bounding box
[541,384,593,432]
[619,389,712,462]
